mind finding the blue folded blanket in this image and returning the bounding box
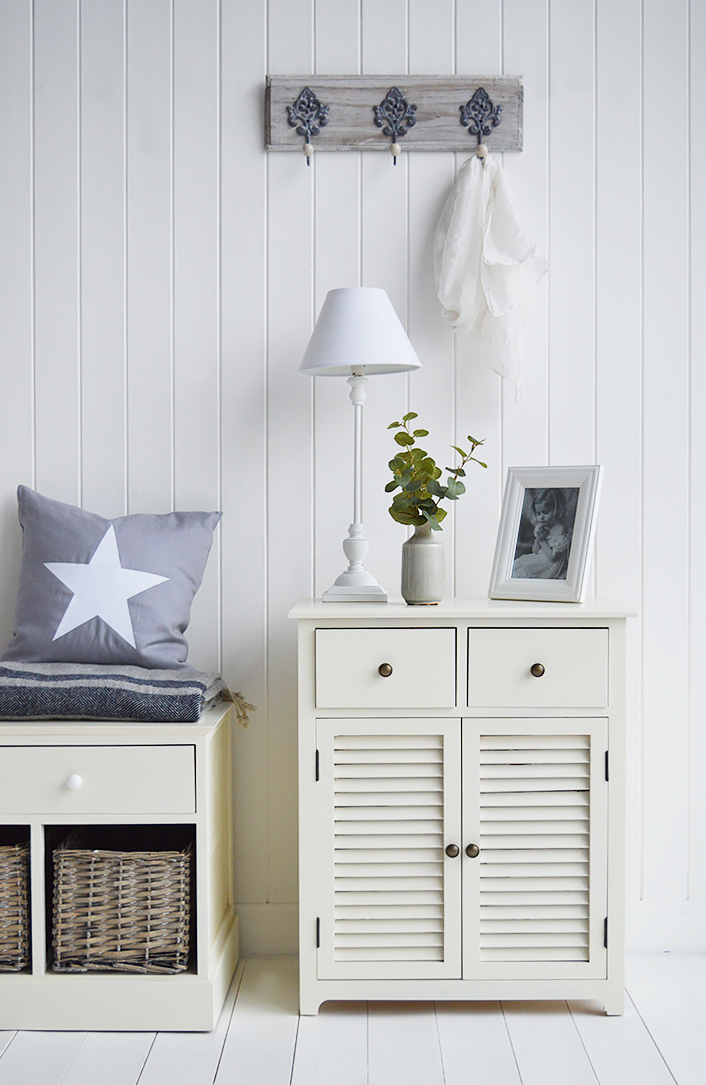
[0,662,226,722]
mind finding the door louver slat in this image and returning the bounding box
[332,733,445,963]
[479,734,591,963]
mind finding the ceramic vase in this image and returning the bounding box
[401,523,445,604]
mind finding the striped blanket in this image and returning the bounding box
[0,662,226,722]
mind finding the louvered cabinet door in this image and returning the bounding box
[462,718,608,980]
[315,718,462,980]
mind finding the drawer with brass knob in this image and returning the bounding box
[315,627,456,708]
[468,627,609,708]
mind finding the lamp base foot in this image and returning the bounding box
[322,583,388,603]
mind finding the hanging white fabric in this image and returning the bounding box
[433,153,547,393]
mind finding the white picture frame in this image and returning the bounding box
[488,465,603,603]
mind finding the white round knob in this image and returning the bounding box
[66,774,82,791]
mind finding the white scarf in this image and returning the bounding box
[433,154,548,393]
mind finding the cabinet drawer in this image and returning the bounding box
[0,745,195,814]
[468,628,608,708]
[315,628,456,708]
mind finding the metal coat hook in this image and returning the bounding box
[373,87,417,164]
[286,87,330,165]
[460,87,503,158]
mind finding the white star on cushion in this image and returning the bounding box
[44,525,169,647]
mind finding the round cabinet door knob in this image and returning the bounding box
[466,843,480,858]
[66,774,82,791]
[445,844,460,858]
[530,662,545,678]
[378,663,393,678]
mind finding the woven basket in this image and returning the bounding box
[0,844,30,971]
[52,845,192,974]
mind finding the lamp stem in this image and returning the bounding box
[349,374,366,525]
[321,373,387,602]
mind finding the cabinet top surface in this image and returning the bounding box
[289,597,635,621]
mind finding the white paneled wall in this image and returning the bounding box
[0,0,703,953]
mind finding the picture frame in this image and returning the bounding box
[488,465,603,603]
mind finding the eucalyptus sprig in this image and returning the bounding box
[385,413,486,530]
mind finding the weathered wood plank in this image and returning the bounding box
[266,76,522,152]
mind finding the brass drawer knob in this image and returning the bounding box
[466,843,480,859]
[530,662,545,678]
[378,663,393,678]
[445,844,460,858]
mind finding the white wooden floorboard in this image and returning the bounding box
[501,1001,598,1085]
[665,953,706,1014]
[59,1032,155,1085]
[137,961,244,1085]
[290,1001,367,1085]
[626,953,706,1085]
[368,1002,444,1085]
[434,1002,521,1085]
[0,1031,85,1085]
[568,994,675,1085]
[214,956,299,1085]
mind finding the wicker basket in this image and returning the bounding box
[52,844,192,974]
[0,843,30,971]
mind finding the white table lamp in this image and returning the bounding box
[299,287,422,602]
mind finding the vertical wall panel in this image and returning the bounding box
[172,0,220,669]
[547,0,596,465]
[33,0,80,502]
[220,0,269,917]
[501,0,550,474]
[0,0,33,645]
[406,2,456,598]
[453,0,504,599]
[594,0,643,909]
[689,0,706,906]
[267,0,315,904]
[79,0,127,517]
[125,0,173,512]
[312,0,362,602]
[358,0,410,601]
[640,0,690,906]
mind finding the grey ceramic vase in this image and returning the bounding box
[401,523,445,604]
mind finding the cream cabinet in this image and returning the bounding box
[0,701,239,1031]
[291,598,630,1016]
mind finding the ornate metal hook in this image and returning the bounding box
[286,87,330,165]
[459,87,502,155]
[373,87,417,164]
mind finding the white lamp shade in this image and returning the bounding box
[299,287,422,376]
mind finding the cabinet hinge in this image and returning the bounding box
[605,751,609,782]
[316,917,320,948]
[315,749,320,781]
[604,917,608,949]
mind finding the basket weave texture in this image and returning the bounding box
[52,845,192,974]
[0,844,30,971]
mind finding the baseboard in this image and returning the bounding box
[236,903,298,955]
[626,901,706,952]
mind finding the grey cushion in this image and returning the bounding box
[1,486,221,669]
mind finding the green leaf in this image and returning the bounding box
[412,429,429,438]
[451,445,468,458]
[427,479,446,499]
[470,458,488,469]
[384,481,399,493]
[467,435,484,445]
[389,508,418,525]
[387,421,401,429]
[435,506,447,523]
[402,411,418,422]
[420,509,443,529]
[394,432,414,446]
